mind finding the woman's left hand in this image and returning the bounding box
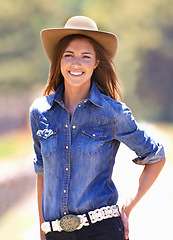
[120,205,130,240]
[120,157,166,240]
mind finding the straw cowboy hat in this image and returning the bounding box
[41,16,118,62]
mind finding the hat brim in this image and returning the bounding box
[41,28,118,62]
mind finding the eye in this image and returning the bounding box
[64,54,73,58]
[82,55,91,59]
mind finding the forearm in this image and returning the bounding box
[123,157,166,215]
[37,174,45,240]
[121,157,165,239]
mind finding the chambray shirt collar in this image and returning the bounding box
[85,82,103,108]
[48,81,103,109]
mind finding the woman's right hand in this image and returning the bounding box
[40,229,46,240]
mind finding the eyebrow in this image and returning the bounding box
[82,52,92,55]
[64,50,92,55]
[64,51,73,53]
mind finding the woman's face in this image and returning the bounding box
[61,38,98,88]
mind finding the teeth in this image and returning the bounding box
[69,71,83,76]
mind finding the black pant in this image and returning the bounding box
[46,217,127,240]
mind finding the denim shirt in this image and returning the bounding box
[30,82,165,222]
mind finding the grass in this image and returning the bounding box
[0,128,37,240]
[0,190,38,240]
[0,128,33,161]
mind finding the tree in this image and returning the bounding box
[136,26,173,121]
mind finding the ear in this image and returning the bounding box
[94,59,99,69]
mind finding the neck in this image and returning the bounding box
[63,81,91,116]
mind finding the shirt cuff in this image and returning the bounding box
[132,144,165,165]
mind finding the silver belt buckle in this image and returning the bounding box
[60,215,80,232]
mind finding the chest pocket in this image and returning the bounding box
[37,128,58,158]
[78,129,108,157]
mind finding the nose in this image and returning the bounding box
[72,57,81,67]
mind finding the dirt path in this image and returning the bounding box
[114,144,173,240]
[114,123,173,239]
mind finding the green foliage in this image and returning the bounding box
[0,0,173,121]
[136,42,173,122]
[0,130,33,160]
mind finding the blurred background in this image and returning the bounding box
[0,0,172,239]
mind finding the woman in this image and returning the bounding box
[30,16,165,240]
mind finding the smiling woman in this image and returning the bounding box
[43,33,121,101]
[30,16,165,240]
[61,38,98,90]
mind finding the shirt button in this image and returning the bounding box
[64,212,67,215]
[72,125,76,129]
[84,100,87,103]
[64,190,66,193]
[66,168,69,171]
[78,104,81,107]
[65,124,68,128]
[66,146,69,149]
[93,134,96,137]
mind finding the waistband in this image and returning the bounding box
[41,204,120,233]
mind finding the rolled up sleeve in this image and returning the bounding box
[115,103,165,165]
[30,103,44,175]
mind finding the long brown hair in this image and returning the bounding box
[43,34,122,101]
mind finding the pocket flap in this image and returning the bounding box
[82,129,108,139]
[37,128,57,139]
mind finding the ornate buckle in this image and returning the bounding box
[60,215,80,232]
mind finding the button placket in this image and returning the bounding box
[61,119,71,216]
[61,107,79,216]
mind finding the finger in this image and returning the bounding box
[124,223,129,239]
[125,233,129,239]
[122,216,129,239]
[120,208,129,239]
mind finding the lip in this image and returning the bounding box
[68,71,84,77]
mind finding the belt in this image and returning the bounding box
[41,205,120,234]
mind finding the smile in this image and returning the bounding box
[69,71,84,76]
